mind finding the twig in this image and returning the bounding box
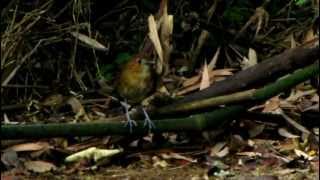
[2,40,43,86]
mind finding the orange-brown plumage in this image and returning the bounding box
[116,54,154,104]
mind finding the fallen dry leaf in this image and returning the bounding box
[65,147,122,163]
[199,61,210,90]
[24,160,57,173]
[70,32,108,51]
[5,142,50,152]
[148,15,163,74]
[210,142,229,158]
[208,47,220,70]
[161,152,197,163]
[241,48,258,70]
[177,68,234,95]
[278,128,300,139]
[262,96,281,112]
[152,156,169,168]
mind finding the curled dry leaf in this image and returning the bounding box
[210,142,229,158]
[278,128,300,139]
[241,48,258,70]
[65,147,122,163]
[70,32,108,51]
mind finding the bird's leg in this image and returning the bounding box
[142,108,155,130]
[120,101,137,132]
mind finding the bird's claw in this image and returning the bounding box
[121,100,155,132]
[124,118,137,133]
[121,100,137,133]
[142,108,155,130]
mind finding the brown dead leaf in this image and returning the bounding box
[152,156,169,168]
[208,47,220,70]
[290,34,297,48]
[262,96,281,112]
[286,89,317,102]
[182,69,234,88]
[278,128,300,139]
[148,15,163,74]
[5,142,50,152]
[199,61,210,90]
[294,149,315,161]
[241,48,258,70]
[159,0,173,75]
[161,152,197,163]
[66,97,90,121]
[24,160,57,173]
[303,28,317,44]
[70,32,108,51]
[210,142,229,158]
[41,94,64,107]
[237,151,262,157]
[182,75,201,87]
[177,68,234,95]
[176,85,197,96]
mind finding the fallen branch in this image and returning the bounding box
[1,105,246,139]
[153,61,319,115]
[175,46,319,104]
[1,61,318,139]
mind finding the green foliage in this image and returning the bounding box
[98,64,115,81]
[223,7,251,25]
[294,0,309,7]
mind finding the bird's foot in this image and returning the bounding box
[124,117,137,133]
[142,108,155,130]
[120,101,137,133]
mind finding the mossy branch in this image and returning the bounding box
[1,105,246,139]
[156,61,319,115]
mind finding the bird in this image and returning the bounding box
[116,53,156,132]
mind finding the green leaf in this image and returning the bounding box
[97,64,115,81]
[294,0,308,6]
